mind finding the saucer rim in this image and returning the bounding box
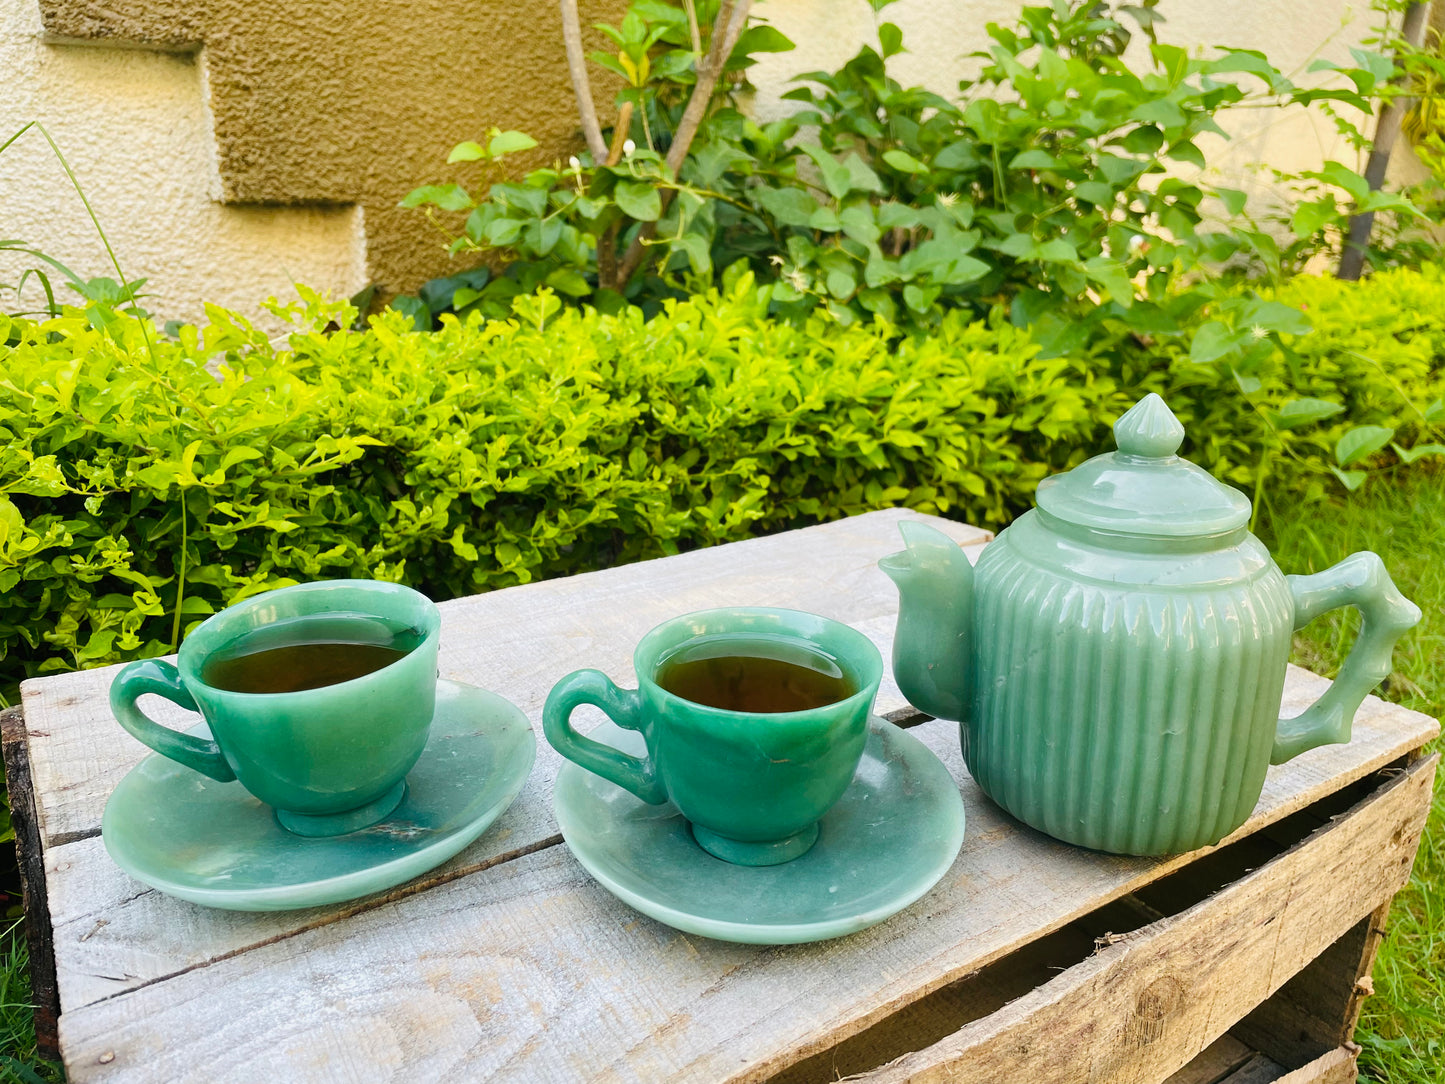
[554,717,965,944]
[101,680,536,911]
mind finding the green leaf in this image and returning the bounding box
[1207,49,1281,82]
[1190,321,1242,364]
[801,144,854,200]
[1009,149,1058,170]
[825,267,856,300]
[1274,397,1344,430]
[731,25,796,55]
[1335,425,1396,467]
[1290,198,1338,240]
[842,153,886,195]
[614,181,663,221]
[1392,442,1445,464]
[755,186,819,227]
[1425,398,1445,424]
[1330,466,1368,491]
[1035,239,1077,263]
[488,130,540,157]
[903,283,940,312]
[878,202,923,230]
[878,22,904,57]
[1074,181,1115,206]
[1316,161,1370,202]
[1217,188,1248,216]
[545,267,592,297]
[1242,300,1311,337]
[399,184,473,212]
[839,204,881,244]
[882,149,928,174]
[447,141,487,164]
[808,206,841,232]
[1129,99,1186,128]
[675,233,712,275]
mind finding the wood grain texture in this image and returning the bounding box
[45,659,1439,1018]
[1234,901,1390,1067]
[842,756,1436,1084]
[1271,1046,1357,1084]
[1162,1035,1255,1084]
[0,706,59,1059]
[20,509,990,847]
[51,753,1437,1083]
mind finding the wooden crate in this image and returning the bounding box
[4,509,1436,1082]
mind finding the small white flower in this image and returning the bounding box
[769,254,785,267]
[568,155,582,171]
[1127,234,1147,253]
[623,139,636,156]
[937,192,959,208]
[1250,324,1269,341]
[788,269,809,291]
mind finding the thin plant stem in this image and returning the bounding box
[170,496,187,653]
[560,0,610,161]
[614,0,753,285]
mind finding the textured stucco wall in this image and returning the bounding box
[0,0,365,328]
[2,0,1427,328]
[30,0,625,306]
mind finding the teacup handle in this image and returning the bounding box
[1272,552,1421,764]
[543,669,667,804]
[109,659,237,782]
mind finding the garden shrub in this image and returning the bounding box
[0,278,1117,698]
[4,267,1445,698]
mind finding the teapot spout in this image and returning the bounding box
[878,520,974,723]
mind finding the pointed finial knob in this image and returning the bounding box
[1113,393,1185,458]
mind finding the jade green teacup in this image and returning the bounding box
[543,607,883,866]
[108,580,441,837]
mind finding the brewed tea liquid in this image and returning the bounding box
[201,613,424,694]
[656,637,852,713]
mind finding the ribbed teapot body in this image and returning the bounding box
[966,510,1295,855]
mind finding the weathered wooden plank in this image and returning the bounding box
[51,753,1436,1084]
[1271,1046,1357,1084]
[1162,1035,1255,1084]
[0,706,59,1059]
[45,658,1438,1018]
[1234,901,1390,1067]
[20,509,990,848]
[841,756,1436,1084]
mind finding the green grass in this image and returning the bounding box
[0,925,61,1084]
[1258,466,1445,1081]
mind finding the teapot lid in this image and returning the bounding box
[1034,394,1251,538]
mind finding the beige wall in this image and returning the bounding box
[0,0,365,328]
[0,0,1422,328]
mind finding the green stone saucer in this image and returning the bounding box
[102,680,535,911]
[553,717,965,944]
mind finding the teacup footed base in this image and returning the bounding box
[691,822,818,866]
[276,780,408,838]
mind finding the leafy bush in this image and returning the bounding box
[5,266,1445,699]
[402,0,1426,358]
[0,277,1115,699]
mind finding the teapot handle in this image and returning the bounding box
[1272,552,1420,764]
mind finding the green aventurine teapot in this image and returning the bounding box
[882,394,1421,856]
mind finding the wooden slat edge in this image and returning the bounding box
[843,755,1437,1084]
[1,706,60,1059]
[1273,1044,1358,1084]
